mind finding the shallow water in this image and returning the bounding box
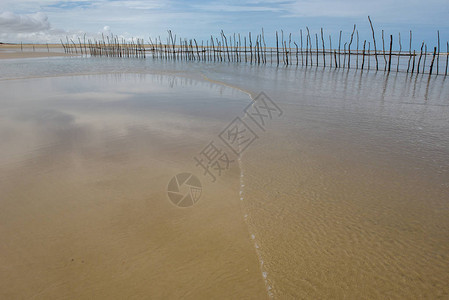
[0,57,448,299]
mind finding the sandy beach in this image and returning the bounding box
[0,44,73,59]
[0,55,448,299]
[0,73,268,298]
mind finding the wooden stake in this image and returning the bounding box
[300,29,303,66]
[294,41,299,66]
[382,30,387,71]
[362,40,366,70]
[334,50,337,68]
[407,31,412,73]
[397,33,402,72]
[321,28,326,67]
[305,29,308,66]
[444,42,449,76]
[423,44,427,73]
[417,42,424,74]
[244,36,247,63]
[276,31,279,65]
[338,30,342,67]
[348,24,356,68]
[388,35,393,72]
[249,32,253,64]
[368,42,371,70]
[356,30,359,69]
[429,47,437,75]
[368,16,378,70]
[288,33,292,65]
[437,30,440,75]
[306,27,312,66]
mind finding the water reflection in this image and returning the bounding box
[0,57,448,299]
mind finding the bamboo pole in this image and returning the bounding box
[223,32,230,62]
[444,42,449,76]
[315,33,319,66]
[388,35,393,72]
[368,42,371,70]
[368,16,378,70]
[356,30,359,68]
[244,36,247,63]
[338,30,342,67]
[78,37,83,55]
[284,40,288,65]
[423,44,427,73]
[300,29,303,66]
[194,39,200,60]
[71,39,77,54]
[239,33,242,63]
[294,41,299,66]
[66,37,70,54]
[334,50,337,68]
[60,39,66,53]
[84,34,87,55]
[281,29,285,65]
[288,33,292,65]
[211,36,215,62]
[382,30,387,71]
[306,27,312,66]
[437,30,440,75]
[429,47,437,75]
[411,50,416,74]
[276,31,279,65]
[397,33,402,72]
[417,42,424,74]
[329,35,332,68]
[362,40,366,70]
[407,31,412,73]
[348,24,356,68]
[321,28,326,67]
[246,33,250,63]
[217,38,222,62]
[305,29,308,66]
[233,33,236,62]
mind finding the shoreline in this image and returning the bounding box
[0,44,74,59]
[0,51,75,60]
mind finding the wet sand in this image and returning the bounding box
[0,45,72,59]
[0,52,73,59]
[0,57,448,299]
[0,75,267,299]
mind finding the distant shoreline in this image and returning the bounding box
[0,44,75,59]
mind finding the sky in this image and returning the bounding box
[0,0,448,50]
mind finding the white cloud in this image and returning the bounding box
[192,3,282,13]
[0,11,50,33]
[0,0,446,44]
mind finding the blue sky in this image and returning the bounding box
[0,0,448,50]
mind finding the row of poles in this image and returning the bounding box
[60,17,448,76]
[61,34,146,58]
